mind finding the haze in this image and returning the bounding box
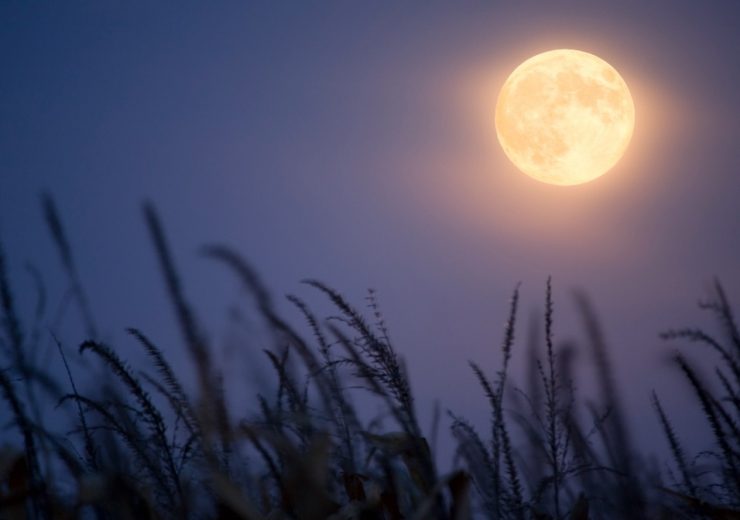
[1,2,739,465]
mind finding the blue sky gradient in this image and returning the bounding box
[1,1,739,465]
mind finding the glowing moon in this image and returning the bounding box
[495,49,635,186]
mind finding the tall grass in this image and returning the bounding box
[0,197,737,518]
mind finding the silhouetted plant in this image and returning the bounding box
[1,196,740,519]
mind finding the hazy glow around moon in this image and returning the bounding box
[495,49,635,186]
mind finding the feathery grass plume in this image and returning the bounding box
[706,384,740,445]
[325,322,422,446]
[674,353,740,496]
[143,203,213,417]
[323,319,444,516]
[201,245,272,310]
[366,288,393,358]
[41,193,97,340]
[541,276,564,518]
[307,281,439,491]
[493,285,524,518]
[271,348,288,440]
[264,348,313,445]
[449,412,497,515]
[12,196,740,516]
[514,280,603,517]
[201,246,339,398]
[78,339,184,510]
[662,281,740,508]
[661,328,740,388]
[468,363,503,516]
[201,245,300,351]
[497,398,523,518]
[304,279,416,429]
[287,293,359,473]
[79,341,168,444]
[497,284,520,392]
[58,392,174,509]
[286,294,336,381]
[703,279,740,355]
[716,367,740,418]
[202,246,344,455]
[463,285,525,519]
[128,328,200,439]
[652,391,696,496]
[270,348,289,412]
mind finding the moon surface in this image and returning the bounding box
[495,49,635,186]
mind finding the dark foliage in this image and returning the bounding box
[0,198,737,519]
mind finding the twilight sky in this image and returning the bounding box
[1,2,739,463]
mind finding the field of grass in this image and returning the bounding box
[0,196,738,519]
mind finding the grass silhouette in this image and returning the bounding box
[0,196,737,519]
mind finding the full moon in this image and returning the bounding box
[495,49,635,186]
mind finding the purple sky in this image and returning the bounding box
[1,2,739,466]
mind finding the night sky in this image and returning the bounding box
[2,2,739,464]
